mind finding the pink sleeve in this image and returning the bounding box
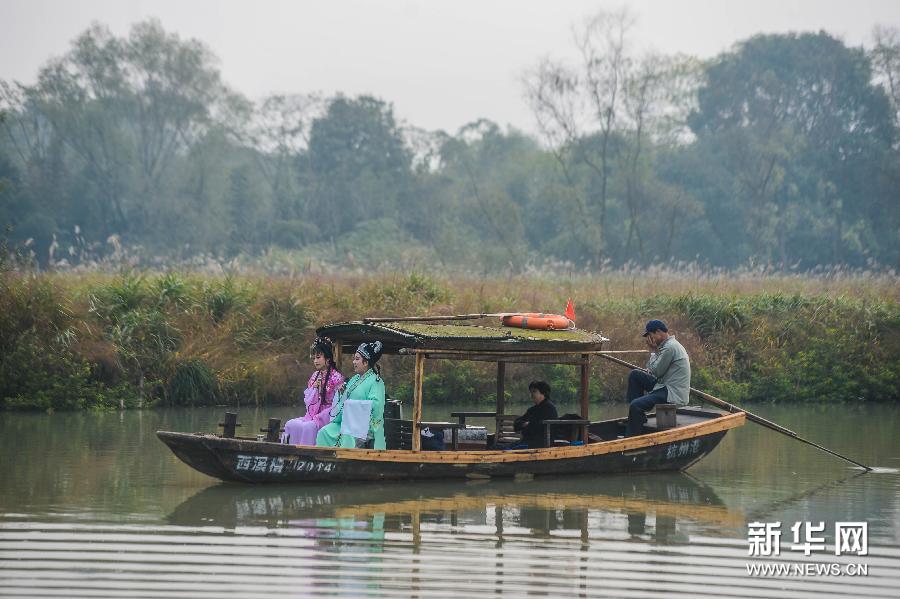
[325,371,344,403]
[300,372,324,422]
[312,408,333,428]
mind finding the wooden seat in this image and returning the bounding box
[495,414,520,444]
[450,411,496,426]
[450,412,521,443]
[542,418,590,447]
[451,411,519,446]
[453,412,592,447]
[385,419,470,450]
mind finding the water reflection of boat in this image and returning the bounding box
[169,473,743,540]
[157,322,745,483]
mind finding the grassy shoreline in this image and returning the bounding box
[1,270,897,411]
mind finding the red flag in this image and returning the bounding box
[565,298,576,322]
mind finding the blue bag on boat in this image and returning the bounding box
[420,427,445,451]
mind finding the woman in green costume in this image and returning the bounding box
[316,341,387,449]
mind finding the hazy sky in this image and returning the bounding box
[2,0,899,134]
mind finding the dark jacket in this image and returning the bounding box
[514,399,558,448]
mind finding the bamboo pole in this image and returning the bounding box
[580,354,590,443]
[419,352,588,365]
[597,352,873,471]
[364,313,515,323]
[409,349,628,356]
[412,352,425,452]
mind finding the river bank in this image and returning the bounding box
[1,270,897,410]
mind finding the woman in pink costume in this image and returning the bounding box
[282,337,345,445]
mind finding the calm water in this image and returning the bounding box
[1,402,899,598]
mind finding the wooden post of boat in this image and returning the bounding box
[333,337,342,370]
[496,362,506,440]
[580,354,590,443]
[597,352,873,471]
[260,418,281,442]
[412,352,425,451]
[218,412,239,438]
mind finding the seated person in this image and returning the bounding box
[316,341,387,449]
[502,380,558,449]
[626,319,691,436]
[281,337,344,445]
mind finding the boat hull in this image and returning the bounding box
[158,411,744,483]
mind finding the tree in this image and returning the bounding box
[304,96,413,241]
[870,26,900,135]
[617,53,700,262]
[523,9,636,266]
[524,9,704,267]
[432,120,539,271]
[0,83,71,259]
[689,32,896,266]
[246,93,323,221]
[29,20,234,242]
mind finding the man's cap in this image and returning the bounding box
[642,319,668,336]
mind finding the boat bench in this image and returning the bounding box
[384,418,477,450]
[417,421,465,450]
[451,412,591,447]
[451,411,520,445]
[542,419,590,447]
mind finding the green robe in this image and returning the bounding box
[315,369,386,449]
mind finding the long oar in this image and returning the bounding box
[598,352,873,472]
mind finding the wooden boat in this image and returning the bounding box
[157,320,745,483]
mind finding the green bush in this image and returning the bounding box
[150,272,191,310]
[0,332,137,411]
[642,294,750,338]
[234,294,311,348]
[88,272,149,322]
[201,276,251,323]
[168,358,220,406]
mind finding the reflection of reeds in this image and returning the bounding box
[1,269,897,410]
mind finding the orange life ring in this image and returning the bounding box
[501,313,573,331]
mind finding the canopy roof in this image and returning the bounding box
[316,321,608,354]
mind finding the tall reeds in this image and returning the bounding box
[1,269,897,410]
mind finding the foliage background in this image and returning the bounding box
[1,16,898,410]
[0,18,898,273]
[1,270,896,410]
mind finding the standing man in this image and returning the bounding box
[625,320,691,436]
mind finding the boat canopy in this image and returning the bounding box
[316,321,608,355]
[316,320,610,451]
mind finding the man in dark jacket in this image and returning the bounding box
[512,381,558,448]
